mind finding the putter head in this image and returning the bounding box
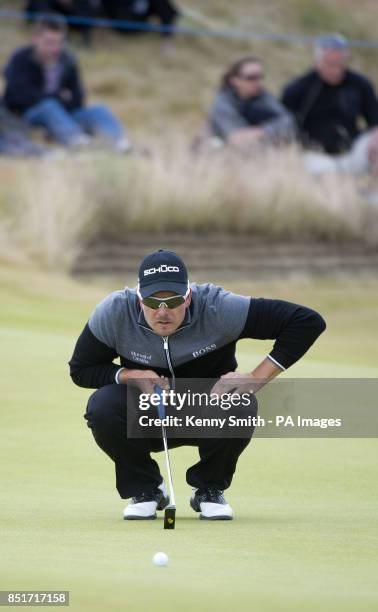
[164,505,176,530]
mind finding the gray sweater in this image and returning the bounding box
[69,282,326,389]
[209,86,295,143]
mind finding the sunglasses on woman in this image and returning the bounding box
[238,72,264,81]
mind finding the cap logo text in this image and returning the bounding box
[144,265,180,276]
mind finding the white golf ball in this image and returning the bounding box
[153,552,169,566]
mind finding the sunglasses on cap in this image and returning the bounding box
[137,283,190,310]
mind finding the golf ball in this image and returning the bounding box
[153,552,168,566]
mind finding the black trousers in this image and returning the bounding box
[101,0,178,35]
[84,384,254,499]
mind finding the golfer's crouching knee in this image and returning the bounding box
[83,384,125,430]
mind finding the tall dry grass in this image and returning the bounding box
[0,159,94,267]
[0,144,376,271]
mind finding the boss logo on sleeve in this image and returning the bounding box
[192,343,217,358]
[144,265,180,276]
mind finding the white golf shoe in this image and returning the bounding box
[190,488,233,520]
[123,481,169,520]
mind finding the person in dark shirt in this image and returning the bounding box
[282,34,378,174]
[3,18,131,151]
[208,55,295,152]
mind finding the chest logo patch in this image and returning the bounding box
[130,350,152,365]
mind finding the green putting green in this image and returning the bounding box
[1,264,377,612]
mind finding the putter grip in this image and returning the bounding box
[154,384,166,419]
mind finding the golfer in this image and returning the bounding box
[69,250,326,520]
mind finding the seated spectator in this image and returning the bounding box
[208,56,295,151]
[0,105,46,157]
[282,34,378,174]
[25,1,99,45]
[101,0,179,37]
[3,18,131,151]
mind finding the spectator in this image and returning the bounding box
[282,34,378,174]
[208,56,295,151]
[101,0,179,37]
[3,18,131,151]
[0,105,46,157]
[25,1,100,45]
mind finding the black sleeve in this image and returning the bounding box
[360,77,378,127]
[68,323,121,388]
[281,78,304,113]
[238,298,326,369]
[4,54,43,112]
[64,61,84,111]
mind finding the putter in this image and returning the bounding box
[154,385,176,529]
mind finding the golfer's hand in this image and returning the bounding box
[210,372,258,396]
[118,368,169,394]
